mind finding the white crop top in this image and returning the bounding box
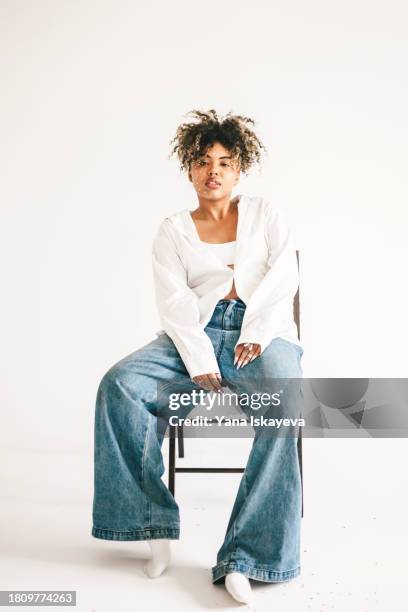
[199,240,236,265]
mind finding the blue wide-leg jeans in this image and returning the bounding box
[91,299,304,584]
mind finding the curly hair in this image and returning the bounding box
[169,109,267,176]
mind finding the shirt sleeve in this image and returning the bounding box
[234,203,299,353]
[151,219,221,380]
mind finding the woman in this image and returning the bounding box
[91,109,304,606]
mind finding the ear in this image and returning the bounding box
[234,161,241,183]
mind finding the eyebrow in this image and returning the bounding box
[200,154,232,159]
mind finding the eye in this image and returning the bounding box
[194,159,231,167]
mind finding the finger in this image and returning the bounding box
[247,346,261,364]
[233,347,245,365]
[195,374,217,392]
[193,375,209,390]
[193,371,218,384]
[218,376,225,393]
[207,373,222,392]
[240,351,256,369]
[240,345,262,369]
[234,343,252,366]
[240,352,253,368]
[234,342,251,362]
[201,380,212,392]
[197,376,214,392]
[236,349,251,368]
[236,344,253,369]
[215,373,224,391]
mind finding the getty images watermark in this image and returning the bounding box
[151,378,408,438]
[152,377,305,438]
[166,388,304,430]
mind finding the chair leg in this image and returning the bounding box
[170,421,303,513]
[168,424,176,497]
[297,425,303,518]
[177,424,184,458]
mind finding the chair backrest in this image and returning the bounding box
[293,250,300,340]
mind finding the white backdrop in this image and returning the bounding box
[1,0,407,452]
[2,5,408,610]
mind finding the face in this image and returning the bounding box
[188,142,240,200]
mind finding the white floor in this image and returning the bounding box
[1,437,407,612]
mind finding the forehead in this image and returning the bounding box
[199,143,234,159]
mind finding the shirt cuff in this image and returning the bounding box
[183,351,221,380]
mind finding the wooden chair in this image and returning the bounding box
[168,251,303,517]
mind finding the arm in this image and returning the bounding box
[234,203,299,354]
[151,220,221,380]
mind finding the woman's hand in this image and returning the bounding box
[234,343,261,369]
[192,372,223,392]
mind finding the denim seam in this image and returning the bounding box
[221,302,236,331]
[92,527,180,541]
[115,378,149,479]
[229,469,249,564]
[231,520,238,562]
[214,560,301,574]
[213,560,301,574]
[215,331,226,360]
[211,560,301,583]
[242,469,248,498]
[141,414,153,529]
[92,527,179,534]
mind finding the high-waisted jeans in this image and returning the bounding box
[91,298,304,584]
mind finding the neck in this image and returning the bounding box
[194,194,239,221]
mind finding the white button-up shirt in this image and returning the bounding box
[151,193,302,380]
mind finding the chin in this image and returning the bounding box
[204,189,224,197]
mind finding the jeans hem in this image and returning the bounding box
[211,560,301,584]
[91,526,180,541]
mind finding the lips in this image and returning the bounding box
[205,180,221,187]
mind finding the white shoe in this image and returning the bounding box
[225,572,255,605]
